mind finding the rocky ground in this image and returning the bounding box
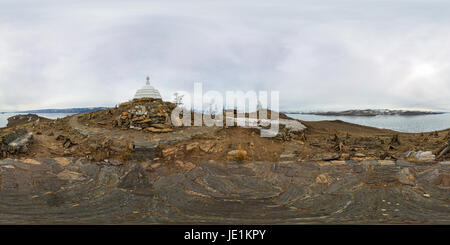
[0,98,449,224]
[0,158,448,224]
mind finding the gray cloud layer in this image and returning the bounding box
[1,0,450,111]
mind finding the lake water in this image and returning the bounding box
[0,113,75,128]
[287,113,450,133]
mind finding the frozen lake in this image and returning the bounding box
[287,113,450,133]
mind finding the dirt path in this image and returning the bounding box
[68,115,221,148]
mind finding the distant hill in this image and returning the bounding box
[283,109,446,116]
[12,107,109,114]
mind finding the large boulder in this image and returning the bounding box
[0,129,33,157]
[227,149,248,161]
[405,151,436,162]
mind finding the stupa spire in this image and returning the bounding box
[133,75,162,100]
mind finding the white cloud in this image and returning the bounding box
[0,0,449,111]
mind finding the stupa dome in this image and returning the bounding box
[134,76,162,100]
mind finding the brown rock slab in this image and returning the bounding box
[22,159,41,165]
[280,154,296,161]
[227,149,248,161]
[331,160,346,165]
[199,142,215,153]
[397,168,415,186]
[176,160,196,171]
[54,157,71,167]
[56,170,86,181]
[315,174,328,184]
[185,142,199,152]
[378,160,396,166]
[162,147,177,157]
[144,127,173,133]
[312,152,340,161]
[433,174,450,187]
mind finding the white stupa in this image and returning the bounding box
[134,76,162,100]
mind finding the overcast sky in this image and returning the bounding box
[1,0,450,111]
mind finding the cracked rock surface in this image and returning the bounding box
[0,158,448,224]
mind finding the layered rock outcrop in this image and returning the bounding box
[0,128,33,158]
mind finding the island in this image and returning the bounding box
[284,109,446,116]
